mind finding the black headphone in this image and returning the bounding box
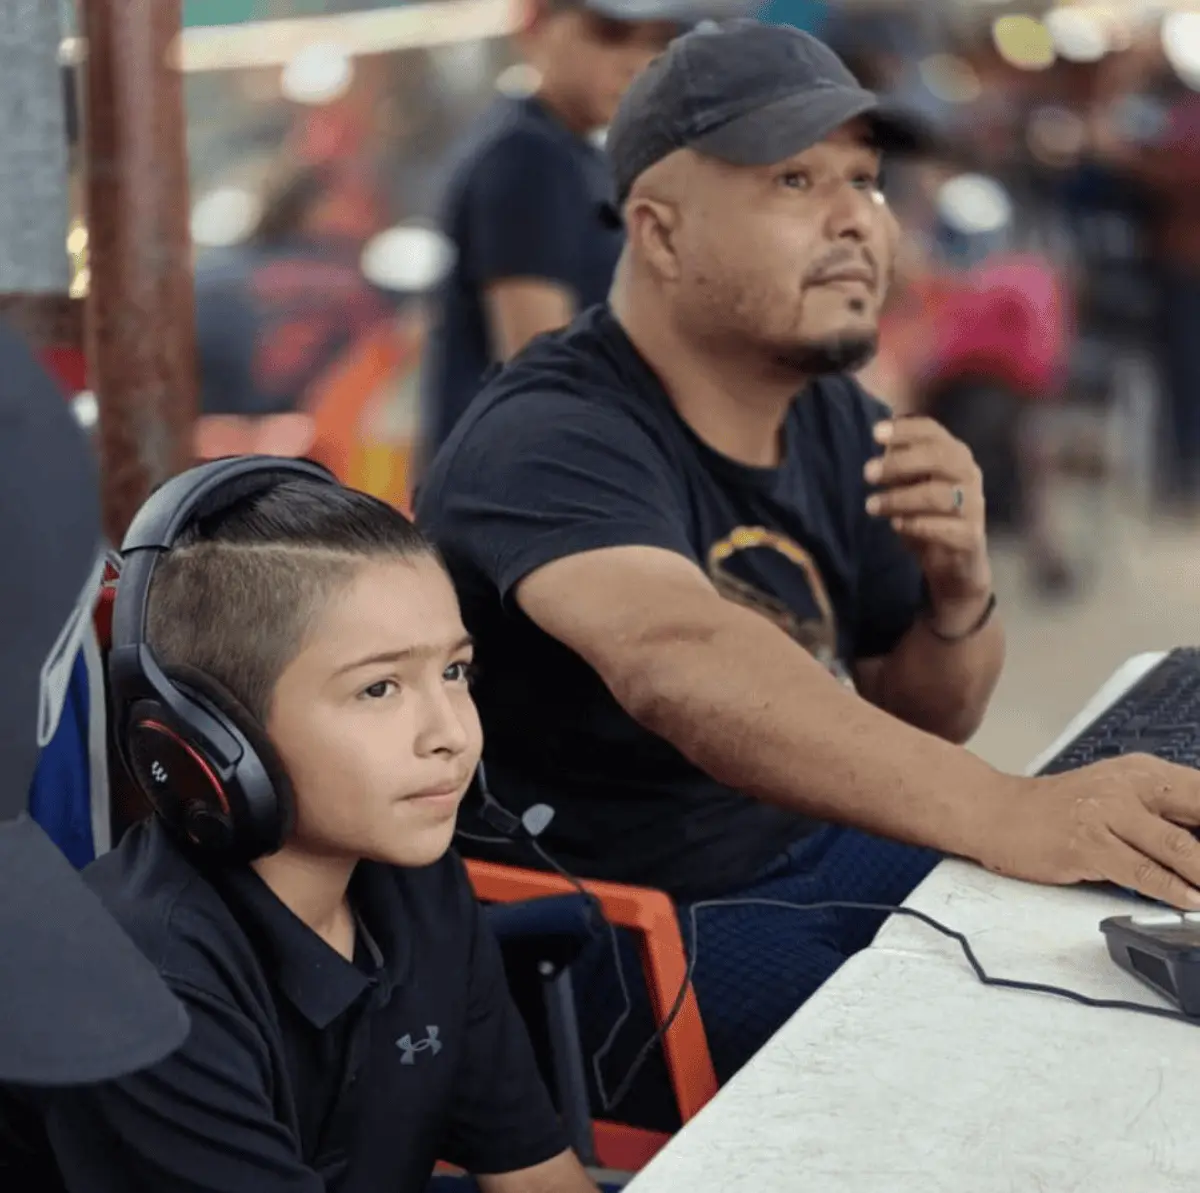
[109,455,340,861]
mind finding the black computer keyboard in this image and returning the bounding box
[1038,648,1200,775]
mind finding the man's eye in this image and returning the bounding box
[444,661,478,685]
[854,173,884,192]
[361,680,397,700]
[780,171,812,190]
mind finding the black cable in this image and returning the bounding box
[454,830,513,847]
[524,838,636,1116]
[457,814,638,1111]
[460,772,1193,1115]
[601,896,1195,1113]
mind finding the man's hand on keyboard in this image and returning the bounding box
[982,754,1200,909]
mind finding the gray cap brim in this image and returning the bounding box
[689,85,933,166]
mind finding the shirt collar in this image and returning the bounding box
[214,861,411,1030]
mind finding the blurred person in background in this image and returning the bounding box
[1088,30,1200,513]
[419,0,701,464]
[194,160,396,420]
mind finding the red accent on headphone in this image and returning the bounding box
[137,719,231,814]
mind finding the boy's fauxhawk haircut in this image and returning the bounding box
[146,479,435,723]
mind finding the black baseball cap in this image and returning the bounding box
[606,19,931,205]
[0,318,189,1085]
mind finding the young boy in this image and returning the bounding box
[30,477,597,1193]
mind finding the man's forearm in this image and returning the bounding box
[612,602,1017,863]
[867,612,1005,744]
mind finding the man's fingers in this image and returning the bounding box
[1098,835,1200,909]
[886,515,979,550]
[865,442,977,488]
[867,480,963,518]
[1110,801,1200,891]
[865,443,941,485]
[1131,757,1200,827]
[873,416,945,448]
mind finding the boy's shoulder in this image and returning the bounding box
[83,820,263,995]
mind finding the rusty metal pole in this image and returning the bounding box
[80,0,196,544]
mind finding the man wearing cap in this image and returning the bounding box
[420,0,696,462]
[417,20,1200,1089]
[0,318,188,1179]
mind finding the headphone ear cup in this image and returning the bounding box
[162,665,295,858]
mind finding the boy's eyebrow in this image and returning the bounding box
[334,634,474,676]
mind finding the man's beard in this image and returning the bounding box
[774,331,880,377]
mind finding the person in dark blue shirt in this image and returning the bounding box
[420,0,695,462]
[417,22,1200,1092]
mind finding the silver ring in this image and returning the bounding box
[951,485,965,514]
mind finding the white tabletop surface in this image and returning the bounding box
[628,651,1200,1192]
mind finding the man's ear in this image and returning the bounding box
[625,198,682,281]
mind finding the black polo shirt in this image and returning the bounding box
[22,819,566,1192]
[415,305,925,901]
[421,95,623,458]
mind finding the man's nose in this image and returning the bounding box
[824,185,876,242]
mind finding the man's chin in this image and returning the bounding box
[777,331,880,377]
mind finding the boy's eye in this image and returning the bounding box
[779,170,812,191]
[444,661,477,685]
[361,679,397,700]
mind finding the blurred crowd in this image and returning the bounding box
[71,2,1200,597]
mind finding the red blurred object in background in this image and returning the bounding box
[881,253,1072,403]
[41,345,88,395]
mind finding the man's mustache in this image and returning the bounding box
[804,249,881,288]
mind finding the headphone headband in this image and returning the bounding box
[121,455,337,553]
[109,455,339,861]
[113,456,337,650]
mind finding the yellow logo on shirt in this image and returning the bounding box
[706,526,850,683]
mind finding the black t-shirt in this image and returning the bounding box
[416,306,925,901]
[16,820,565,1193]
[420,95,623,458]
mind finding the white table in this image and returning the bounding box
[628,651,1200,1192]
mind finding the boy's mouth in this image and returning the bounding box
[405,779,468,803]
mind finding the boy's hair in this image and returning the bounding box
[146,479,435,723]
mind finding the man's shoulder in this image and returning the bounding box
[421,308,659,478]
[491,308,633,401]
[84,821,255,992]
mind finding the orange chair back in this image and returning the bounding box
[465,859,718,1172]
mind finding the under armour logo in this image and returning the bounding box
[396,1027,442,1065]
[150,760,169,785]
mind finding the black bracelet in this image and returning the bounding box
[924,591,998,644]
